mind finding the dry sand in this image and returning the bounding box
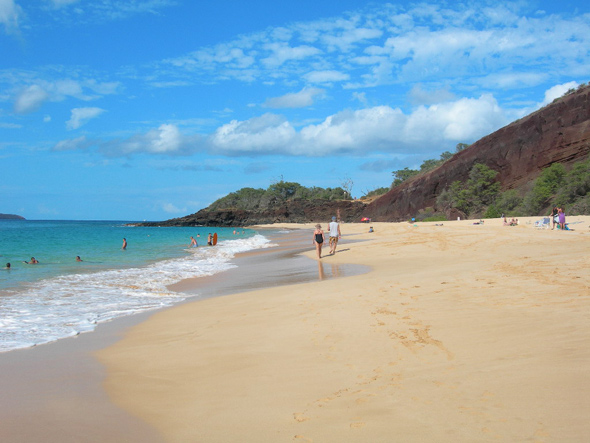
[96,217,590,442]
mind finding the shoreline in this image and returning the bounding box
[97,217,590,442]
[0,224,363,442]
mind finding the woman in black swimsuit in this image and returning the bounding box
[313,224,325,259]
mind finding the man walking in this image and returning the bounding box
[328,216,341,255]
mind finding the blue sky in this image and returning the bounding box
[1,0,589,221]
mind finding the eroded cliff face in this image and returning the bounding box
[365,86,590,221]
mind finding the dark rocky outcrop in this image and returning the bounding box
[0,213,25,220]
[364,85,590,221]
[140,199,366,227]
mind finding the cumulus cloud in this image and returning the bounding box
[208,94,508,157]
[66,107,105,130]
[210,114,296,155]
[263,87,324,109]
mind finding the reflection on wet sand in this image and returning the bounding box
[318,261,325,280]
[317,261,342,281]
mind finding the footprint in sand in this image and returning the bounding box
[293,413,310,422]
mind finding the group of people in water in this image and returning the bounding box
[312,216,342,259]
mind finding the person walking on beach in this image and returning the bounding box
[328,216,341,255]
[189,236,198,248]
[122,238,127,250]
[313,224,325,259]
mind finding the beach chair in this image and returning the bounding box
[534,217,550,229]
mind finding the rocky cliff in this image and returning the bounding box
[364,85,590,221]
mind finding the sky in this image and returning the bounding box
[1,0,589,221]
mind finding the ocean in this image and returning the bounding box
[0,220,274,352]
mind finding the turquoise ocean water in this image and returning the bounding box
[0,220,273,352]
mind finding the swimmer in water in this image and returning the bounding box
[122,238,127,250]
[76,256,83,262]
[24,257,39,264]
[189,236,198,248]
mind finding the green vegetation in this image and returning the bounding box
[361,187,389,200]
[208,181,350,211]
[436,163,501,217]
[391,143,470,188]
[433,156,590,218]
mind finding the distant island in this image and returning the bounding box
[0,213,25,220]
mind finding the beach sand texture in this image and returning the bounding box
[97,218,590,442]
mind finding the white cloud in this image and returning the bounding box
[101,124,203,157]
[261,43,322,68]
[52,135,92,151]
[161,202,186,214]
[540,81,579,106]
[403,94,505,142]
[306,70,350,84]
[0,0,21,34]
[208,94,509,157]
[210,114,296,155]
[154,3,589,95]
[263,87,324,109]
[14,85,50,113]
[0,121,21,128]
[408,84,456,106]
[66,107,105,130]
[12,78,120,114]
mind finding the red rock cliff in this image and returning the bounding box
[365,85,590,221]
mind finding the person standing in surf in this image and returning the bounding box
[313,224,325,259]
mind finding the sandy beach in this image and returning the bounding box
[92,217,590,442]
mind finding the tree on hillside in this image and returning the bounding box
[523,163,566,214]
[392,167,419,187]
[436,163,500,216]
